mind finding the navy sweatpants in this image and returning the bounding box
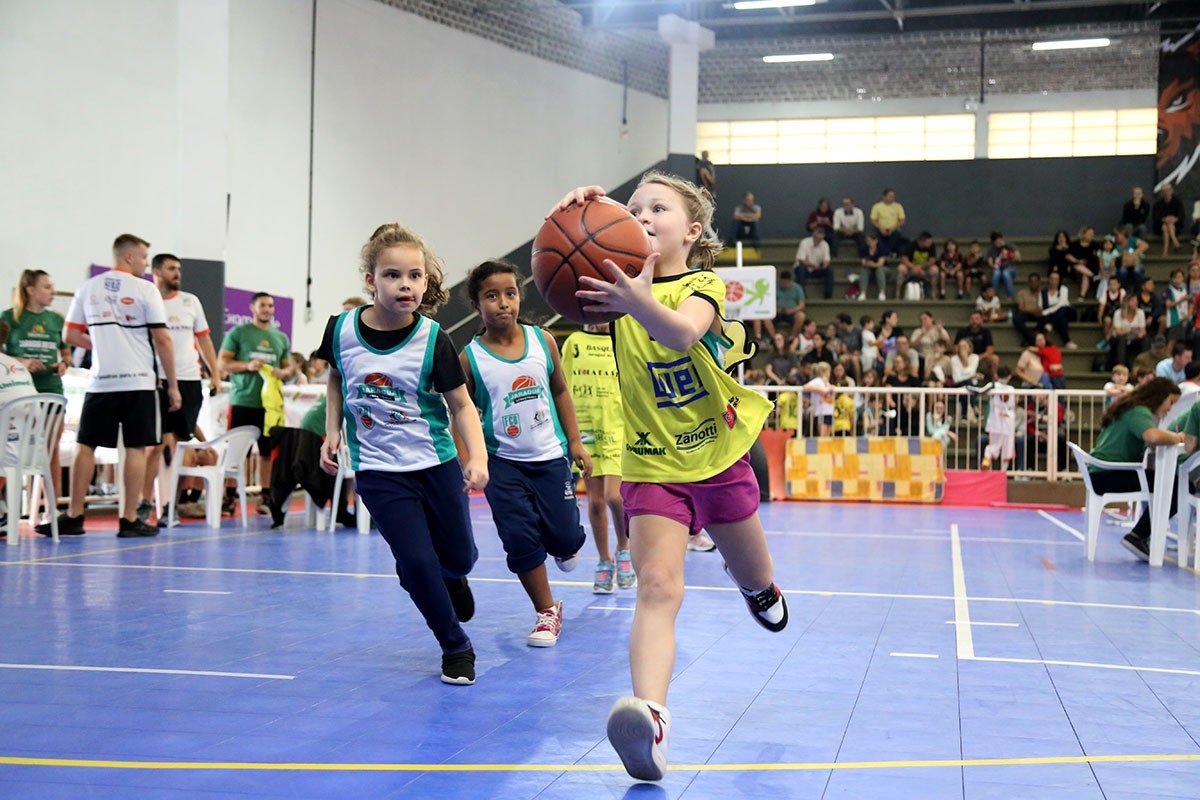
[355,461,478,655]
[483,455,586,574]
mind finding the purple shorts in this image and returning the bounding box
[621,454,759,537]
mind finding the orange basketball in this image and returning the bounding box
[531,197,651,324]
[511,375,537,391]
[364,372,392,387]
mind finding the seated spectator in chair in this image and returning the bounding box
[869,188,906,256]
[1014,343,1046,389]
[859,233,889,300]
[987,231,1020,299]
[956,311,997,371]
[753,269,805,343]
[833,196,865,254]
[806,197,835,244]
[794,226,833,300]
[1120,185,1151,238]
[1163,269,1191,341]
[731,192,762,250]
[1040,271,1078,349]
[764,333,800,386]
[939,238,965,299]
[1114,227,1148,290]
[266,395,355,530]
[1035,331,1066,390]
[1155,341,1193,384]
[1108,293,1148,370]
[1012,274,1044,347]
[975,284,1006,322]
[1137,277,1167,337]
[898,231,938,300]
[1154,183,1185,255]
[1134,334,1168,377]
[1066,226,1099,299]
[1098,276,1126,344]
[963,240,986,296]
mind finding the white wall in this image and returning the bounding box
[0,0,179,297]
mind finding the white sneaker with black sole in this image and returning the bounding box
[607,696,671,781]
[687,532,717,552]
[723,563,789,632]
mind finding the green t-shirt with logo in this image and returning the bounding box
[300,396,326,437]
[0,307,66,394]
[1089,405,1155,469]
[220,324,290,408]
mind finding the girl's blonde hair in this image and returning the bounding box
[636,171,723,271]
[360,224,449,312]
[813,362,831,378]
[1111,364,1130,377]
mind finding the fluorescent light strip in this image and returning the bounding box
[1031,38,1110,51]
[763,53,835,64]
[735,0,817,10]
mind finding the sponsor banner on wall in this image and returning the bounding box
[1157,24,1200,199]
[714,266,776,321]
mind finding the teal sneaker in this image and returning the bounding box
[616,549,636,589]
[593,561,615,594]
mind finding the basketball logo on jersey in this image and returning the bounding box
[648,356,709,409]
[360,409,375,429]
[357,372,408,403]
[503,414,521,438]
[31,323,45,334]
[504,375,544,408]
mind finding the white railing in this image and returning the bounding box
[748,384,1111,482]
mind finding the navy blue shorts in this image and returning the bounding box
[483,455,586,574]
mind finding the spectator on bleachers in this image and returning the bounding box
[1066,226,1099,299]
[1137,277,1167,337]
[764,333,800,386]
[1187,262,1200,297]
[731,191,762,250]
[1108,293,1148,370]
[883,353,921,435]
[753,269,805,343]
[1114,227,1148,290]
[1120,185,1151,238]
[1041,271,1078,349]
[1163,269,1191,341]
[869,188,906,256]
[859,232,888,301]
[1163,362,1200,427]
[1154,183,1185,255]
[1155,341,1193,383]
[794,226,833,300]
[975,284,1006,323]
[898,231,938,300]
[1012,274,1044,347]
[806,197,835,240]
[938,239,965,299]
[1103,364,1133,406]
[1096,235,1119,297]
[834,313,863,381]
[1134,334,1168,377]
[884,335,922,381]
[1047,230,1072,283]
[833,196,865,254]
[342,296,366,311]
[696,150,716,198]
[963,240,986,297]
[987,231,1021,299]
[877,310,902,364]
[1015,343,1045,389]
[306,352,330,385]
[793,318,817,356]
[286,351,308,385]
[802,331,838,372]
[955,310,997,369]
[951,338,982,389]
[926,339,952,384]
[1035,331,1066,389]
[911,310,950,365]
[1098,276,1125,344]
[860,315,879,374]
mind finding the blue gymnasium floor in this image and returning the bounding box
[2,499,1200,800]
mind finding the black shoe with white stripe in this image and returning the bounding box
[724,563,789,632]
[440,648,476,685]
[1121,533,1150,563]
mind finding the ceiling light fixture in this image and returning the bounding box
[763,52,835,63]
[1031,38,1111,51]
[734,0,818,10]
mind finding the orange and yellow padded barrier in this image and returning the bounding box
[784,436,945,503]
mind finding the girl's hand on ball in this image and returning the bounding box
[546,185,606,218]
[575,253,658,316]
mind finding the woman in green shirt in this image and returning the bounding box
[1088,376,1185,561]
[2,269,71,501]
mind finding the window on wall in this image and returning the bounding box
[986,108,1157,159]
[696,114,976,165]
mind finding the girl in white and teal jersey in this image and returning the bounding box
[461,259,591,649]
[318,223,488,687]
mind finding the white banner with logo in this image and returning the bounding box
[714,266,776,320]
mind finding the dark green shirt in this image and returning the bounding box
[0,307,66,394]
[219,324,290,409]
[1090,405,1155,469]
[300,396,327,437]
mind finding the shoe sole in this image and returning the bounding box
[1120,537,1151,563]
[687,544,717,552]
[526,636,559,647]
[617,579,637,590]
[440,674,475,686]
[593,584,615,595]
[607,698,665,782]
[749,590,789,633]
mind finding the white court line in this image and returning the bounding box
[0,663,293,680]
[1036,510,1086,542]
[965,655,1200,678]
[163,589,231,596]
[21,562,1200,616]
[764,530,1079,546]
[587,606,637,612]
[950,523,974,659]
[945,620,1019,628]
[890,652,940,659]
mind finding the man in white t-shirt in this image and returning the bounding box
[794,226,834,300]
[832,196,865,254]
[37,234,181,539]
[139,253,221,526]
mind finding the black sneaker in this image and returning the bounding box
[724,563,788,632]
[136,500,153,524]
[445,577,475,623]
[156,504,175,528]
[35,514,85,537]
[440,648,476,685]
[117,518,160,538]
[1121,533,1150,563]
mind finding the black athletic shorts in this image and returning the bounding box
[159,380,204,441]
[77,390,160,449]
[228,404,274,456]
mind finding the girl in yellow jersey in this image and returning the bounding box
[551,173,788,782]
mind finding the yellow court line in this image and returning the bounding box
[2,753,1200,773]
[950,523,974,659]
[0,529,274,567]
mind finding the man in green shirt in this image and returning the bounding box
[219,292,294,511]
[752,270,806,343]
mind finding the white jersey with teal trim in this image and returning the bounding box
[464,325,567,461]
[332,309,456,472]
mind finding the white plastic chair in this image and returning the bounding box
[329,442,370,534]
[1174,451,1200,569]
[1068,442,1151,561]
[1,394,66,546]
[165,426,259,529]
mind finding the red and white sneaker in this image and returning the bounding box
[724,563,789,633]
[607,696,671,782]
[527,600,563,647]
